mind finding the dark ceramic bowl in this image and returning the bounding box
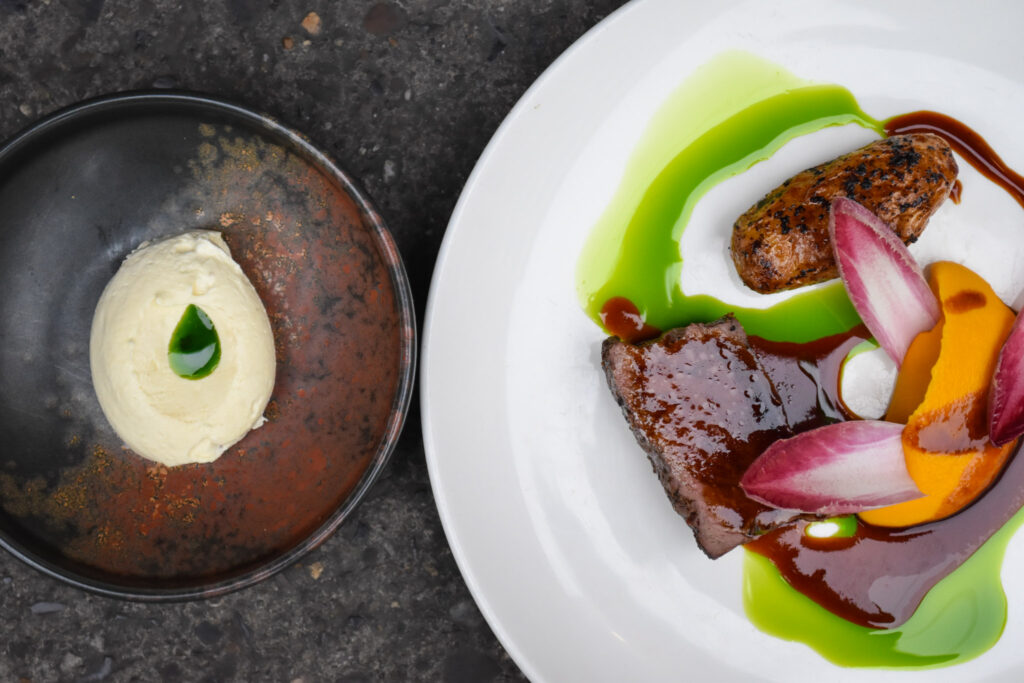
[0,92,416,599]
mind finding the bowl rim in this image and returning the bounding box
[0,90,418,601]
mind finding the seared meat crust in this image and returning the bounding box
[601,316,804,558]
[731,133,958,293]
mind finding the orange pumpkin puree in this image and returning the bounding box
[859,261,1018,528]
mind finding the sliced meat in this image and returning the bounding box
[731,133,958,293]
[601,316,804,558]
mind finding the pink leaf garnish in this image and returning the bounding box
[829,197,941,366]
[989,312,1024,445]
[740,421,922,515]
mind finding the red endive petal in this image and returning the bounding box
[829,197,941,366]
[740,421,922,515]
[989,311,1024,445]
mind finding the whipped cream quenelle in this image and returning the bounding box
[89,231,276,466]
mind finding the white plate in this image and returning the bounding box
[422,1,1024,680]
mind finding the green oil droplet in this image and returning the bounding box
[168,304,221,379]
[575,51,884,342]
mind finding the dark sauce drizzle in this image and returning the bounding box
[600,296,660,343]
[885,111,1024,209]
[748,440,1024,628]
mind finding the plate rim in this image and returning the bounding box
[421,1,642,679]
[420,0,1024,680]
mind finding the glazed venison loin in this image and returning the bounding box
[601,316,806,558]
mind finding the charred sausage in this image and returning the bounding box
[731,133,958,294]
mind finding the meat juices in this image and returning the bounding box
[731,133,958,294]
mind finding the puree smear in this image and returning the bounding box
[90,231,276,467]
[860,262,1018,527]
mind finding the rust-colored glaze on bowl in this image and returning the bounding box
[0,93,415,598]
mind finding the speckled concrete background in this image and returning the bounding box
[0,1,626,681]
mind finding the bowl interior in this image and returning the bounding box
[0,93,414,599]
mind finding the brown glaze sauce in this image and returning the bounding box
[600,296,661,343]
[885,111,1024,210]
[949,178,963,204]
[748,438,1024,628]
[943,289,986,313]
[906,391,990,454]
[749,327,867,429]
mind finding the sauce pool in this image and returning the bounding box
[749,435,1024,629]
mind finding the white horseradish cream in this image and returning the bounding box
[90,231,276,466]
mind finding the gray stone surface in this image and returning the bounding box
[0,1,626,680]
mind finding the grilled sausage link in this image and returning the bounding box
[730,133,958,294]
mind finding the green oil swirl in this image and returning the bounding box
[576,51,884,341]
[168,304,221,379]
[576,50,1022,668]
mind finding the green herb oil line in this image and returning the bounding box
[576,52,884,342]
[168,303,221,379]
